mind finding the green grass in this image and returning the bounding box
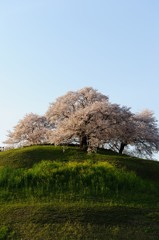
[0,145,159,239]
[0,203,159,239]
[0,160,157,205]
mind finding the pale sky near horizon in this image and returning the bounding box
[0,1,159,158]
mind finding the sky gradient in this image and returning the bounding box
[0,1,159,157]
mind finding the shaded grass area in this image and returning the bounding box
[0,145,98,169]
[0,203,159,239]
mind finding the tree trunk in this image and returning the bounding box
[80,135,88,150]
[119,142,127,154]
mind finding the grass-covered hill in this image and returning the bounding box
[0,145,159,183]
[0,145,159,239]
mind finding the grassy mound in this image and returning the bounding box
[0,145,159,182]
[0,145,159,204]
[0,145,159,239]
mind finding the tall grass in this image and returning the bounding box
[0,160,157,203]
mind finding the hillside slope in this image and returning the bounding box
[0,145,159,239]
[0,145,159,183]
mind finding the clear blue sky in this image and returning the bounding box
[0,1,159,152]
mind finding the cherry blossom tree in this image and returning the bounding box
[48,101,134,152]
[46,87,109,149]
[45,87,159,157]
[108,109,159,157]
[4,86,159,158]
[132,110,159,157]
[4,113,51,147]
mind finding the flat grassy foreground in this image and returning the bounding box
[0,145,159,239]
